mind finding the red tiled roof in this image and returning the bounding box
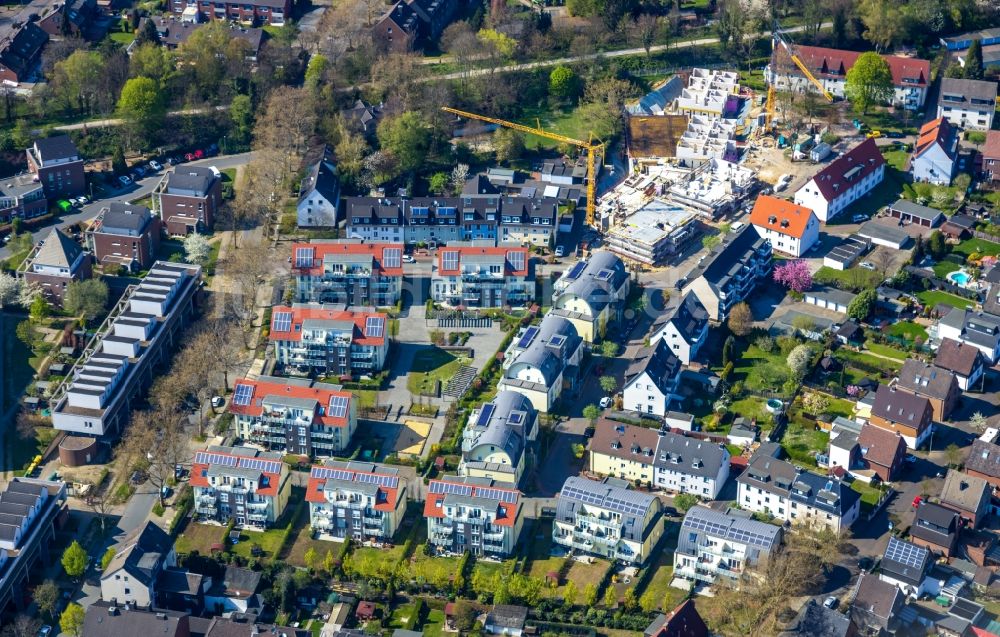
[304,465,401,511]
[858,422,906,469]
[749,195,816,239]
[189,448,283,497]
[793,45,930,88]
[436,246,530,277]
[423,479,521,527]
[983,131,1000,160]
[914,118,957,160]
[269,305,387,346]
[227,377,353,428]
[290,242,404,277]
[804,138,885,203]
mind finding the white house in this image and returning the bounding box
[911,118,958,186]
[794,139,886,223]
[879,537,938,598]
[297,146,340,228]
[937,307,1000,365]
[499,315,584,412]
[622,340,682,418]
[748,195,819,257]
[937,77,998,131]
[648,292,709,365]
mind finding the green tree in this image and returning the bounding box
[492,128,525,163]
[583,404,600,424]
[137,17,161,45]
[673,492,699,513]
[15,320,37,347]
[324,549,336,574]
[845,51,894,114]
[116,76,166,146]
[600,340,619,358]
[64,279,109,323]
[927,230,948,260]
[304,546,317,571]
[229,94,254,145]
[639,589,658,613]
[50,50,105,115]
[304,53,328,90]
[722,335,735,366]
[130,43,175,86]
[964,39,984,79]
[60,603,85,637]
[377,111,432,174]
[12,119,32,149]
[847,288,877,321]
[452,601,478,632]
[62,541,88,578]
[100,547,116,570]
[477,29,517,59]
[583,583,598,607]
[549,65,579,101]
[29,295,49,323]
[429,172,449,195]
[599,375,617,394]
[858,0,903,51]
[727,302,753,337]
[603,585,617,608]
[623,587,638,612]
[563,580,577,608]
[111,147,128,175]
[945,443,963,468]
[34,580,59,622]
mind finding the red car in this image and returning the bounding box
[193,149,205,159]
[184,153,195,162]
[912,495,923,508]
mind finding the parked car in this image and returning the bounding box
[184,153,196,162]
[149,160,162,171]
[130,470,147,485]
[886,131,904,139]
[599,396,612,409]
[859,261,876,271]
[554,246,565,257]
[118,175,132,186]
[823,596,838,610]
[211,396,224,408]
[37,626,52,637]
[912,495,923,508]
[193,149,205,159]
[134,166,146,177]
[866,130,882,139]
[76,196,90,205]
[402,254,415,263]
[852,214,869,223]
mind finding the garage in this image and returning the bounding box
[803,286,857,314]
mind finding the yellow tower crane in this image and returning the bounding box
[442,106,603,226]
[765,25,834,129]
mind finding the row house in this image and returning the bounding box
[499,314,584,413]
[0,175,46,224]
[552,476,663,566]
[937,77,998,131]
[648,292,709,365]
[935,338,987,392]
[229,375,357,457]
[893,359,960,421]
[190,445,292,529]
[0,23,49,85]
[737,453,861,533]
[748,195,819,257]
[306,460,407,542]
[937,307,1000,365]
[344,196,559,247]
[984,131,1000,186]
[550,251,630,343]
[152,166,221,235]
[673,505,782,589]
[0,479,66,615]
[683,225,772,322]
[622,340,682,418]
[868,384,933,449]
[793,138,886,222]
[766,45,929,111]
[432,244,533,308]
[269,304,389,378]
[26,135,85,199]
[19,227,92,308]
[170,0,291,25]
[424,476,523,558]
[86,203,162,272]
[460,391,538,488]
[292,240,403,307]
[589,420,730,499]
[50,263,201,446]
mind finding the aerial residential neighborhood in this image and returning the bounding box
[2,0,1000,636]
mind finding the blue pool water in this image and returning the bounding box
[949,271,971,285]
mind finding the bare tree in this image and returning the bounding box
[86,474,115,535]
[872,249,895,281]
[224,239,272,349]
[1,614,41,637]
[208,318,247,391]
[634,14,661,55]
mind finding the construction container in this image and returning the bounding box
[810,143,832,162]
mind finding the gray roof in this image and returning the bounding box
[556,251,628,314]
[739,453,860,518]
[33,228,83,268]
[940,308,1000,350]
[627,76,684,115]
[824,234,870,265]
[556,476,659,543]
[651,292,708,345]
[99,202,155,236]
[805,285,857,307]
[157,567,203,595]
[677,506,781,565]
[625,340,681,395]
[463,391,536,469]
[506,314,581,386]
[33,134,79,163]
[298,145,339,205]
[939,77,998,113]
[101,521,172,588]
[591,420,728,480]
[895,359,957,401]
[166,167,216,196]
[691,225,769,293]
[486,605,528,629]
[965,439,1000,479]
[858,221,910,247]
[851,573,902,628]
[83,601,188,637]
[911,501,958,548]
[940,470,991,514]
[779,599,851,637]
[881,536,930,586]
[870,385,931,427]
[888,199,945,223]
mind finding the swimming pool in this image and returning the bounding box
[948,270,971,286]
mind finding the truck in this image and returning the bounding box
[810,142,832,163]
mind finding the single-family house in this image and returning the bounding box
[100,521,177,607]
[622,340,683,418]
[857,423,907,483]
[748,195,819,257]
[911,119,959,186]
[869,384,933,449]
[297,146,340,228]
[894,359,959,421]
[910,501,960,557]
[937,77,998,131]
[850,573,904,635]
[879,536,933,597]
[983,131,1000,185]
[934,338,986,391]
[937,308,1000,364]
[648,292,709,365]
[20,228,92,308]
[643,599,710,637]
[484,605,528,637]
[939,470,992,528]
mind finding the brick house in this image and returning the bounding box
[38,0,100,39]
[893,359,960,421]
[983,131,1000,187]
[0,22,49,85]
[0,176,47,224]
[169,0,291,26]
[153,167,221,235]
[86,203,162,272]
[373,0,456,52]
[939,470,992,528]
[857,423,907,483]
[20,228,92,307]
[26,135,86,199]
[868,384,933,449]
[910,501,959,557]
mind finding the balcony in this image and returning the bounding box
[196,505,218,516]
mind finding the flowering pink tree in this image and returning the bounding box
[773,259,813,293]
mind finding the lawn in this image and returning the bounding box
[866,343,910,361]
[813,266,882,291]
[835,348,903,373]
[916,289,975,310]
[881,149,909,171]
[885,321,928,343]
[221,168,237,184]
[727,396,771,426]
[851,479,888,510]
[406,347,466,395]
[230,525,289,560]
[951,237,1000,258]
[824,396,855,419]
[730,345,793,395]
[782,413,829,467]
[108,31,134,45]
[932,260,962,278]
[352,389,378,409]
[636,538,685,612]
[1,312,38,412]
[174,521,226,556]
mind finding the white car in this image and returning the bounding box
[774,174,793,191]
[402,254,415,263]
[859,261,876,271]
[599,396,612,409]
[211,396,224,408]
[118,175,132,186]
[554,246,565,257]
[148,160,162,171]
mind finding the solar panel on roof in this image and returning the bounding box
[294,247,313,268]
[442,250,460,271]
[273,311,292,333]
[566,261,586,280]
[232,383,254,406]
[313,466,354,481]
[365,316,384,338]
[382,248,401,269]
[476,487,518,503]
[517,326,539,349]
[885,537,926,568]
[430,481,473,496]
[596,269,614,281]
[328,395,349,418]
[508,412,523,425]
[356,473,399,489]
[506,251,525,273]
[476,403,495,428]
[195,451,238,467]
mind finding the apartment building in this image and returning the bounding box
[868,384,933,449]
[292,240,404,307]
[297,145,340,228]
[26,135,84,199]
[0,479,67,615]
[911,118,959,186]
[229,376,357,457]
[19,227,92,307]
[748,195,819,257]
[605,200,700,267]
[737,454,861,533]
[460,391,538,488]
[673,505,782,589]
[553,476,663,565]
[499,314,584,412]
[793,138,886,222]
[424,476,523,558]
[894,359,960,421]
[622,340,683,418]
[676,116,739,165]
[169,0,291,25]
[50,262,201,445]
[432,244,533,308]
[937,77,998,131]
[648,293,708,364]
[767,45,929,111]
[984,132,1000,186]
[937,307,1000,364]
[589,420,730,498]
[683,225,772,322]
[675,68,740,118]
[152,166,222,235]
[550,251,630,343]
[0,175,46,224]
[100,521,177,607]
[86,203,162,272]
[269,304,389,377]
[190,445,292,529]
[305,460,407,542]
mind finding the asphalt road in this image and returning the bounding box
[0,152,252,260]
